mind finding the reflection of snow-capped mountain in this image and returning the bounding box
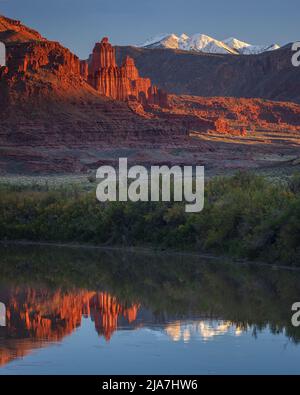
[138,33,280,55]
[164,320,245,343]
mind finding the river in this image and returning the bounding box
[0,244,299,375]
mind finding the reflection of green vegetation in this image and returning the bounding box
[0,244,300,343]
[0,172,299,265]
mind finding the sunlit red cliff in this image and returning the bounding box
[0,15,300,175]
[80,37,168,108]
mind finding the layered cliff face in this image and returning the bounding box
[0,17,190,174]
[1,41,83,104]
[0,15,45,43]
[83,37,168,107]
[0,16,88,106]
[154,95,300,133]
[0,15,299,175]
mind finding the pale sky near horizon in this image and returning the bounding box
[0,0,299,58]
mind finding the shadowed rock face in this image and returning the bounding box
[115,44,300,104]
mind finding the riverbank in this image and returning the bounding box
[0,172,299,266]
[1,239,300,272]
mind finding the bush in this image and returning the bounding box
[0,172,299,266]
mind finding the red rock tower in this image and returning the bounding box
[91,37,116,70]
[83,37,169,107]
[122,56,139,80]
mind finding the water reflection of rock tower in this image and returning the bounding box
[90,292,140,341]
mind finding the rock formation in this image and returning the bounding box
[0,15,45,43]
[83,37,168,107]
[6,40,80,75]
[1,15,300,175]
[0,16,189,174]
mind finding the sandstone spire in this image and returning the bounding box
[82,37,168,107]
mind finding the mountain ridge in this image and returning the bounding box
[138,32,280,55]
[116,44,300,104]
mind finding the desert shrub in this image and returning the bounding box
[0,172,299,266]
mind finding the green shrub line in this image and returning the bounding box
[0,172,299,266]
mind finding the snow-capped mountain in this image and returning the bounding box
[138,33,280,55]
[183,34,237,54]
[139,33,189,50]
[223,37,280,55]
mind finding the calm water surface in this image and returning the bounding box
[0,245,299,375]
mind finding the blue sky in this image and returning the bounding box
[0,0,299,58]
